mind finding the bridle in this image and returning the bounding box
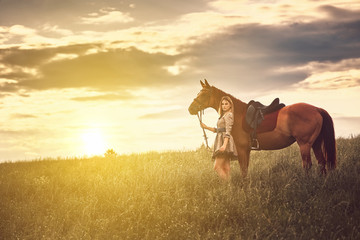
[192,90,212,149]
[197,106,209,149]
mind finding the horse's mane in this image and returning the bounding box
[211,86,247,114]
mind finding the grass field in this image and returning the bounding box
[0,136,359,239]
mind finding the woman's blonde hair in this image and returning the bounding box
[218,96,234,117]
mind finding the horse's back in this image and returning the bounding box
[281,102,322,122]
[278,102,323,140]
[284,102,320,113]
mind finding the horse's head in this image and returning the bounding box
[188,79,214,115]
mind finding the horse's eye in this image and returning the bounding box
[200,91,210,99]
[198,95,206,102]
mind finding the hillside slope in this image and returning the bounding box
[0,137,359,239]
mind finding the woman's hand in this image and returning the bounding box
[219,145,226,152]
[219,138,229,152]
[200,122,216,133]
[200,122,207,129]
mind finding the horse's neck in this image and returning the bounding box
[211,87,247,114]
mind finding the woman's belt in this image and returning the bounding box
[216,128,226,133]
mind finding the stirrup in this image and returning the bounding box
[251,139,260,150]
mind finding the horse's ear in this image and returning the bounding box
[200,80,206,88]
[204,79,210,87]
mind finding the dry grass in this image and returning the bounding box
[0,136,359,239]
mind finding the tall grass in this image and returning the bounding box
[0,136,359,239]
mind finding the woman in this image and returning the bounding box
[200,96,238,180]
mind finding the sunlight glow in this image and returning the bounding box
[81,128,107,156]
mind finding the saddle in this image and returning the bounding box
[245,98,285,150]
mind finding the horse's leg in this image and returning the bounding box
[288,105,323,172]
[312,141,327,175]
[298,143,312,172]
[214,156,231,181]
[296,128,321,172]
[236,147,250,178]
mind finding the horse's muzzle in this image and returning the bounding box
[188,102,199,115]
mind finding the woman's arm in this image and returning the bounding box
[219,112,233,151]
[224,112,234,138]
[200,122,216,133]
[219,137,229,152]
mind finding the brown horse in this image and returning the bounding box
[188,80,336,177]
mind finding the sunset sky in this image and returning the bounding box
[1,0,360,161]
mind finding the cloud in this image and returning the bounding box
[0,43,206,93]
[180,16,360,91]
[1,2,360,95]
[139,109,184,119]
[71,93,134,101]
[163,57,194,75]
[48,53,79,62]
[15,47,179,91]
[0,10,246,55]
[319,5,360,21]
[0,82,19,93]
[0,0,210,29]
[41,24,73,36]
[0,128,40,137]
[11,113,37,119]
[0,25,37,45]
[294,69,360,90]
[275,59,360,90]
[2,15,360,94]
[80,9,134,25]
[209,1,360,25]
[0,44,91,67]
[1,2,360,57]
[8,25,36,35]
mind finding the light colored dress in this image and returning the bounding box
[213,112,238,160]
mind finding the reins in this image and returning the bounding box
[197,109,211,150]
[192,86,213,150]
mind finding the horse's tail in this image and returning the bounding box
[315,108,337,170]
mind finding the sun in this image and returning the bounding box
[81,128,107,156]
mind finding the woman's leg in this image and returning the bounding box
[214,156,231,181]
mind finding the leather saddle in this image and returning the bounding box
[245,98,285,150]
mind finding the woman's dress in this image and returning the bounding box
[213,112,238,160]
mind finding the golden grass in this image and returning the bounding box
[0,136,359,239]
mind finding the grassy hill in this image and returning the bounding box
[0,136,359,239]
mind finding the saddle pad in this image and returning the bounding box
[256,109,280,133]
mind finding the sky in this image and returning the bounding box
[0,0,360,161]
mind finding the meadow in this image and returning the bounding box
[0,136,359,240]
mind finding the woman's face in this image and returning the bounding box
[221,99,231,112]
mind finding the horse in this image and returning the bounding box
[188,79,336,177]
